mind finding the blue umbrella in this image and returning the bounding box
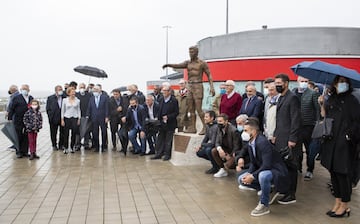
[291,60,360,88]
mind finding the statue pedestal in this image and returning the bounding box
[170,132,209,166]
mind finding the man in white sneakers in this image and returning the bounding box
[211,113,240,178]
[238,118,289,216]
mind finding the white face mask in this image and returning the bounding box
[336,82,349,94]
[21,89,29,96]
[263,88,269,96]
[57,90,63,96]
[299,82,308,90]
[93,92,100,97]
[79,88,85,94]
[31,105,38,110]
[241,131,250,142]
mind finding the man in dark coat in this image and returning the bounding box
[273,74,301,204]
[151,85,179,161]
[76,83,92,149]
[8,84,34,158]
[46,85,65,150]
[144,94,160,155]
[108,89,128,151]
[238,118,289,216]
[86,85,109,152]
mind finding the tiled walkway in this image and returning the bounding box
[0,118,359,224]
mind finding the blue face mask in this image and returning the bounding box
[237,125,244,132]
[21,89,28,96]
[336,82,349,94]
[220,89,226,94]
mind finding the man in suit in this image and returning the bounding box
[128,84,146,105]
[122,96,147,155]
[238,118,289,216]
[8,84,34,158]
[273,73,301,204]
[86,85,109,152]
[211,113,241,177]
[46,85,65,151]
[109,89,128,151]
[76,83,92,149]
[239,84,263,120]
[150,85,163,103]
[144,94,160,155]
[151,84,179,161]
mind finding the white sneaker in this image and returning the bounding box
[251,202,270,217]
[304,171,313,181]
[213,168,228,178]
[238,184,256,191]
[257,190,262,196]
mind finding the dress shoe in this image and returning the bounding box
[205,167,219,174]
[119,149,127,156]
[132,151,139,155]
[52,146,58,151]
[151,155,161,160]
[33,154,40,159]
[329,208,350,218]
[140,152,145,156]
[16,154,23,158]
[163,156,171,161]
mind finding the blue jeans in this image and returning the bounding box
[128,128,146,153]
[196,146,219,169]
[238,170,273,206]
[307,139,321,172]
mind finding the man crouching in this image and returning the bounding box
[238,117,289,216]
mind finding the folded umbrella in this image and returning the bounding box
[1,122,19,150]
[79,117,92,140]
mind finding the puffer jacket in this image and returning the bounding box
[23,108,43,132]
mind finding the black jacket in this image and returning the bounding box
[109,96,129,124]
[8,94,34,127]
[46,94,64,124]
[157,95,179,131]
[125,104,148,132]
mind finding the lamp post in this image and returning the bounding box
[226,0,229,34]
[163,25,172,76]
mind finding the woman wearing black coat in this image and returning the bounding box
[319,75,360,218]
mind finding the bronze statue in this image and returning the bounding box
[163,46,215,135]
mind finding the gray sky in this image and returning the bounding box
[1,0,359,95]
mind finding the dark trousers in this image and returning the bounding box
[330,171,352,202]
[146,130,157,153]
[110,121,119,147]
[211,147,235,169]
[299,125,314,171]
[287,144,301,195]
[155,129,174,157]
[307,139,321,172]
[196,146,219,169]
[63,117,79,149]
[118,125,128,150]
[49,122,64,149]
[15,124,28,156]
[92,120,108,150]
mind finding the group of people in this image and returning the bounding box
[195,73,360,217]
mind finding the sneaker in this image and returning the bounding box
[304,171,313,181]
[277,194,296,205]
[269,192,284,204]
[238,184,256,191]
[213,168,228,178]
[250,203,270,217]
[257,190,262,196]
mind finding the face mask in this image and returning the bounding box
[21,89,28,96]
[263,88,269,96]
[241,131,250,142]
[130,105,136,110]
[31,105,38,110]
[220,89,226,95]
[88,88,93,93]
[218,123,225,129]
[8,90,12,95]
[336,82,349,94]
[79,88,85,94]
[237,125,244,132]
[57,91,63,96]
[275,85,284,94]
[299,82,308,90]
[93,92,100,97]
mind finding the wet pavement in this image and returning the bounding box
[0,116,359,224]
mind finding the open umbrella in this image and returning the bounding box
[1,122,19,150]
[291,60,360,88]
[74,65,108,78]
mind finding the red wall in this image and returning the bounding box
[185,58,360,82]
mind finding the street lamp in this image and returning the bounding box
[226,0,229,34]
[163,25,172,76]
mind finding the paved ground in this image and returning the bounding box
[0,116,359,224]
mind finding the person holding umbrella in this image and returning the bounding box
[319,75,360,218]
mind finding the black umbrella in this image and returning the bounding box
[1,122,19,150]
[74,65,108,78]
[79,117,92,140]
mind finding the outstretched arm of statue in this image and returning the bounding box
[162,61,188,69]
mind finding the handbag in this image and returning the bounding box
[278,146,293,162]
[311,117,334,139]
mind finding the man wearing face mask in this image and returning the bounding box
[75,83,92,150]
[292,76,321,179]
[273,74,301,204]
[46,85,66,151]
[8,84,34,158]
[211,113,241,178]
[238,118,289,216]
[235,114,250,177]
[86,85,109,152]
